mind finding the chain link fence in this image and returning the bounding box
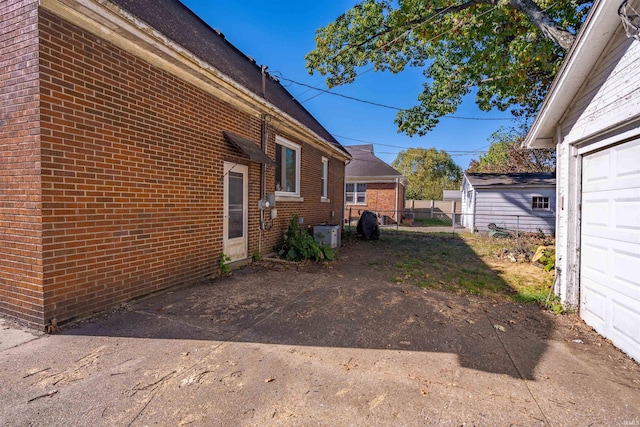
[344,207,556,241]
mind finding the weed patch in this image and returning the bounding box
[377,230,554,306]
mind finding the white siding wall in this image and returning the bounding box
[556,13,640,308]
[561,25,640,145]
[473,189,556,235]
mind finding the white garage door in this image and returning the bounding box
[581,138,640,363]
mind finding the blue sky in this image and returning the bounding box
[180,0,518,169]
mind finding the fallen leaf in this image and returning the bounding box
[493,324,506,332]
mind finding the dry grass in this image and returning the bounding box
[366,229,555,305]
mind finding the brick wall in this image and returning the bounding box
[346,182,405,221]
[0,0,44,326]
[23,9,344,325]
[262,133,345,252]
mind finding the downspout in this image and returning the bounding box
[259,113,269,258]
[258,66,270,258]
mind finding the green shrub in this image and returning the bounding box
[276,215,335,262]
[538,248,556,272]
[219,253,232,275]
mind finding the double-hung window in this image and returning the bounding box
[321,157,328,200]
[275,136,300,196]
[346,183,367,204]
[532,196,550,210]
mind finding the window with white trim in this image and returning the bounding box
[275,137,300,196]
[346,183,367,204]
[321,157,328,199]
[532,196,550,210]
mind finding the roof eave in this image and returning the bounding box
[43,0,351,161]
[524,0,622,149]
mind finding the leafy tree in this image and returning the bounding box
[306,0,591,135]
[392,148,462,199]
[467,125,555,172]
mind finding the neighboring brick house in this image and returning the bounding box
[344,145,405,223]
[0,0,350,327]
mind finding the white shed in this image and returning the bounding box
[525,0,640,362]
[461,173,556,235]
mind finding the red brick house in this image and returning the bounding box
[344,145,405,223]
[1,0,350,327]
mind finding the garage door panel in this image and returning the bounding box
[581,198,609,227]
[616,198,640,233]
[612,249,640,292]
[612,300,640,338]
[583,149,611,186]
[580,237,609,275]
[611,300,640,354]
[582,243,640,300]
[581,138,640,363]
[581,281,607,326]
[616,140,640,178]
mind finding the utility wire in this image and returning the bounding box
[295,3,463,104]
[338,136,488,154]
[297,3,502,104]
[279,75,516,121]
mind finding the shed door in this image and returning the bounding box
[580,138,640,362]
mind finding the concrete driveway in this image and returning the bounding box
[1,233,640,426]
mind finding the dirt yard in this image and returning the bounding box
[1,229,639,426]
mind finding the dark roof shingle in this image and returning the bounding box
[108,0,348,155]
[346,145,402,178]
[465,172,555,188]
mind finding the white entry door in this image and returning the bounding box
[580,138,640,363]
[223,162,248,261]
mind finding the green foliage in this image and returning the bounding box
[391,148,462,199]
[467,124,556,172]
[538,248,555,272]
[545,295,567,314]
[219,253,232,275]
[277,216,335,262]
[251,250,262,262]
[306,0,591,135]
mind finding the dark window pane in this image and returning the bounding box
[275,144,282,191]
[228,172,243,239]
[285,146,296,192]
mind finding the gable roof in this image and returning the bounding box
[108,0,349,156]
[465,173,556,189]
[524,0,623,148]
[345,145,403,179]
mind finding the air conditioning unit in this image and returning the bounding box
[313,225,341,249]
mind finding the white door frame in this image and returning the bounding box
[223,162,248,262]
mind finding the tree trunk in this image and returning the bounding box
[507,0,576,50]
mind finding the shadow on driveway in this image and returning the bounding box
[64,233,552,380]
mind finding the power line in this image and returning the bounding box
[337,135,488,154]
[279,74,516,121]
[296,3,503,105]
